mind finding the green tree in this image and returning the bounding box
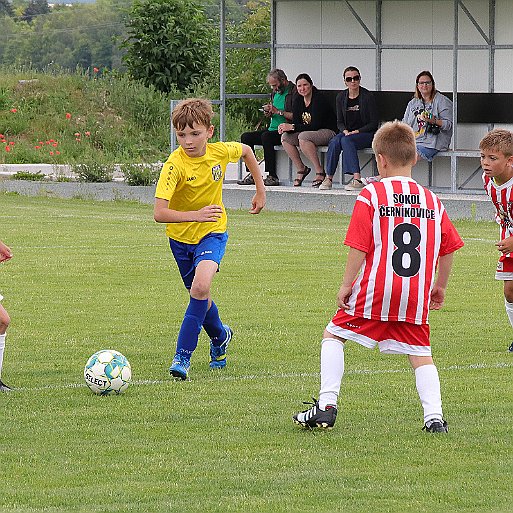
[3,0,127,71]
[122,0,215,93]
[224,0,271,126]
[22,0,50,23]
[0,0,14,17]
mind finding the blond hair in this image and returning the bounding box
[172,98,214,130]
[479,129,513,157]
[372,120,417,166]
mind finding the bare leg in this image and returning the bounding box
[282,140,307,172]
[298,139,323,175]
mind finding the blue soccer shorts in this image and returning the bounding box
[169,232,228,289]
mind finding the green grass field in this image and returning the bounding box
[0,192,512,513]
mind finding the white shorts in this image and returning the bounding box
[495,256,513,281]
[327,310,432,356]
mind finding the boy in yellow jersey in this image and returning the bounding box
[154,98,266,380]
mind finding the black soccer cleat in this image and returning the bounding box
[293,398,337,429]
[422,419,448,433]
[0,379,13,392]
[508,341,513,353]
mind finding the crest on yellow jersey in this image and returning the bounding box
[211,164,222,181]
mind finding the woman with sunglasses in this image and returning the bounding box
[319,66,378,191]
[402,70,453,163]
[278,73,337,187]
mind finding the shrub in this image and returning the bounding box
[12,170,46,181]
[72,162,114,182]
[121,163,160,186]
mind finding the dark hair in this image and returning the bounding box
[343,66,360,78]
[414,70,436,101]
[267,69,288,83]
[295,73,314,86]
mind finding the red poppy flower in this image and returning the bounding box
[65,113,72,120]
[35,146,41,150]
[49,151,54,156]
[9,141,14,146]
[56,151,61,155]
[93,67,99,73]
[5,146,11,152]
[10,108,17,113]
[85,131,91,137]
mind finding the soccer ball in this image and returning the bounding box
[84,349,132,395]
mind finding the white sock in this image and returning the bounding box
[319,338,345,410]
[415,364,443,423]
[0,333,5,378]
[505,299,513,329]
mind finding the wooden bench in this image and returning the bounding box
[238,91,513,191]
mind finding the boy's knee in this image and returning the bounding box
[0,310,10,333]
[189,283,210,300]
[504,281,513,303]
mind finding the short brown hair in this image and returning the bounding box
[479,129,513,157]
[172,98,214,130]
[372,120,417,166]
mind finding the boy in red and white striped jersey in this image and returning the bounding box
[293,121,464,433]
[480,129,513,352]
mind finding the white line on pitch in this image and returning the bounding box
[9,361,513,393]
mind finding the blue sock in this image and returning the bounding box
[176,297,209,358]
[202,301,225,345]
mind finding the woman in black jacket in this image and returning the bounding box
[278,73,337,187]
[319,66,378,191]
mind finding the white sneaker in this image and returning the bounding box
[344,178,364,191]
[318,177,333,190]
[361,176,381,185]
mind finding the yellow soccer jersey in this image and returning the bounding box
[155,141,242,244]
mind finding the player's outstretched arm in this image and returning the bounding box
[154,198,223,224]
[337,247,366,309]
[241,144,266,214]
[0,240,12,263]
[429,252,454,310]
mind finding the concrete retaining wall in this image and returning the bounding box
[0,179,495,221]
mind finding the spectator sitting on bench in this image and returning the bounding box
[238,69,296,187]
[402,70,453,164]
[319,66,379,191]
[278,73,337,188]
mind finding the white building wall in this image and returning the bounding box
[273,0,513,190]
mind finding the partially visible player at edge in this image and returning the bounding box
[0,238,13,392]
[154,98,266,380]
[480,129,513,352]
[293,120,464,433]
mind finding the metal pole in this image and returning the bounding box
[489,0,495,94]
[376,0,382,91]
[271,0,276,70]
[170,99,179,152]
[220,0,226,141]
[451,0,458,193]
